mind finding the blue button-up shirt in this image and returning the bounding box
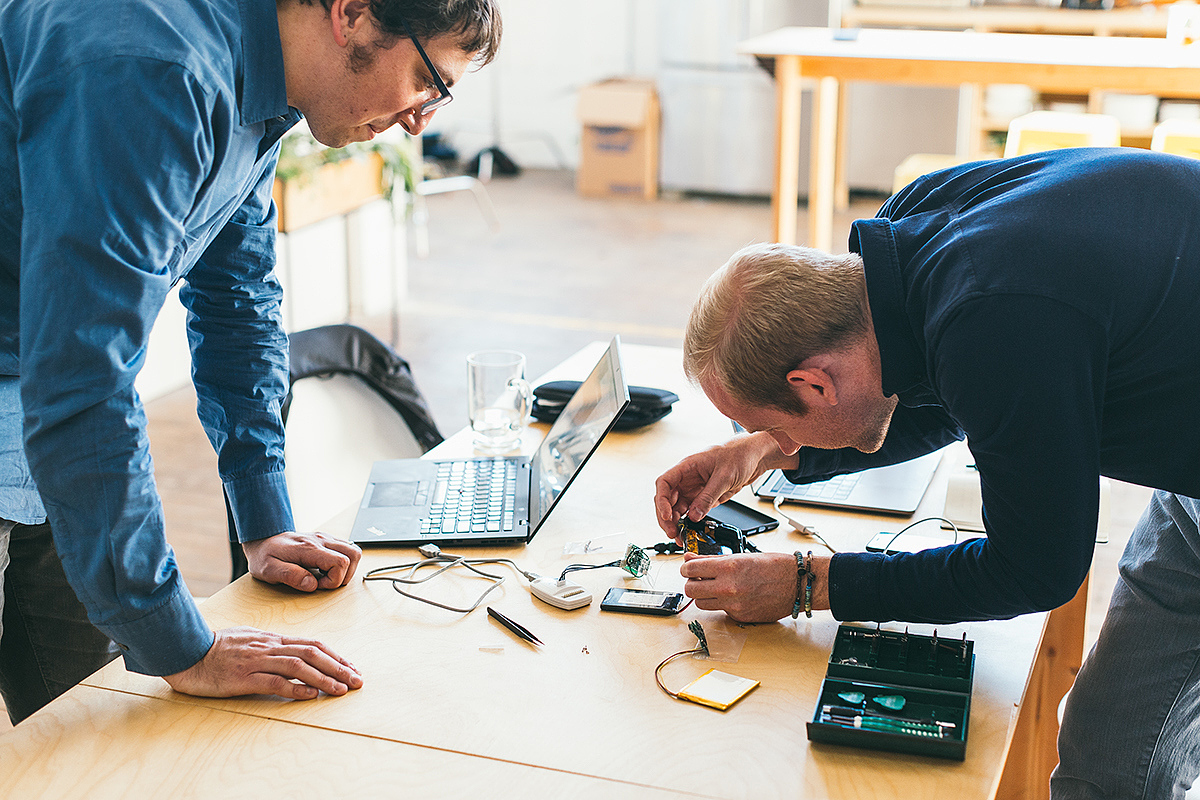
[1,0,301,675]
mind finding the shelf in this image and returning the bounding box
[834,5,1190,158]
[841,4,1171,37]
[980,117,1156,138]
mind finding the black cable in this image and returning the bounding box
[559,561,620,581]
[879,517,960,555]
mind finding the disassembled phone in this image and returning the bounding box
[679,517,751,555]
[600,587,686,616]
[704,499,779,535]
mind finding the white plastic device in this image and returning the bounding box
[529,577,593,610]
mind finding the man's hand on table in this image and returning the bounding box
[680,551,831,623]
[654,432,797,541]
[164,626,363,700]
[243,530,362,591]
[163,535,365,700]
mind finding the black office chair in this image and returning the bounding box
[228,324,444,581]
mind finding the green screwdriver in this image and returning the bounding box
[820,705,956,738]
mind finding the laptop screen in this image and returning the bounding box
[527,337,629,534]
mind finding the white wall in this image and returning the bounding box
[428,0,961,192]
[137,285,192,402]
[428,0,660,172]
[847,84,960,192]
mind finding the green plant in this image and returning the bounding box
[275,130,420,202]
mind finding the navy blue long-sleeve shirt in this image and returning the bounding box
[789,148,1200,624]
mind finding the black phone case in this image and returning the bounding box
[532,380,679,430]
[705,499,779,535]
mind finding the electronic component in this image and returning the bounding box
[687,620,708,655]
[677,670,760,711]
[559,544,652,581]
[600,587,685,616]
[619,543,652,577]
[654,621,759,711]
[677,517,756,555]
[529,577,593,610]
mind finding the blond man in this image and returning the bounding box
[656,148,1200,798]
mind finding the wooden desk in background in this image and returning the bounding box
[0,343,1080,799]
[838,4,1172,37]
[739,26,1200,251]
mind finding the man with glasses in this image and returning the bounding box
[655,148,1200,797]
[0,0,501,723]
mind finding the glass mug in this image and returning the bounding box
[467,350,532,451]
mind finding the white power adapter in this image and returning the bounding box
[529,577,593,610]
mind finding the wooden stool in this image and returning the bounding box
[1003,111,1121,158]
[1151,119,1200,160]
[892,153,978,195]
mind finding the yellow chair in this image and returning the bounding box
[1003,111,1121,158]
[1150,119,1200,160]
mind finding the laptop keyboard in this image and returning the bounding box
[772,472,860,501]
[420,459,519,535]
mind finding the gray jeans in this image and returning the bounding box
[1052,491,1200,799]
[0,518,118,725]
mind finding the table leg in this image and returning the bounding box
[771,55,803,245]
[959,83,984,159]
[809,76,839,252]
[835,81,850,213]
[995,572,1089,800]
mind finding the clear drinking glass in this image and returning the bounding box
[467,350,532,451]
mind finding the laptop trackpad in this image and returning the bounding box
[358,459,437,511]
[368,481,420,507]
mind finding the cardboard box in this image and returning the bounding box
[577,79,659,200]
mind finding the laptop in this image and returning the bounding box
[753,449,945,516]
[350,337,630,547]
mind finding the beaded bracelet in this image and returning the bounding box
[791,551,816,619]
[791,551,805,619]
[803,549,815,618]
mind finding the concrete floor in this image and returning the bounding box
[3,170,1160,763]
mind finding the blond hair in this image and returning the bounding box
[683,243,868,414]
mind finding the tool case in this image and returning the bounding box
[806,623,975,760]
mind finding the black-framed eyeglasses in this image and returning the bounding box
[400,18,453,114]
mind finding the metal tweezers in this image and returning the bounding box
[487,606,544,646]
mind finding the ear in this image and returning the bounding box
[785,365,838,408]
[329,0,371,47]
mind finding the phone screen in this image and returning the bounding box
[600,587,685,615]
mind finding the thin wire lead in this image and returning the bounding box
[878,517,960,555]
[364,555,536,614]
[654,621,710,699]
[773,496,838,553]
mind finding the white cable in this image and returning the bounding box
[363,550,539,614]
[773,496,838,554]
